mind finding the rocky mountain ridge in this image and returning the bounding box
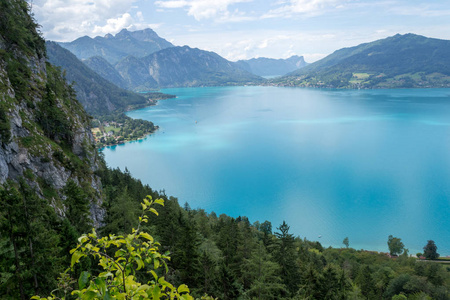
[59,28,174,64]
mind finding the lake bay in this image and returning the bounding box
[103,86,450,255]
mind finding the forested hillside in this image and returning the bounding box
[45,41,153,116]
[275,34,450,88]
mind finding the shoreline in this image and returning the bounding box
[93,98,165,149]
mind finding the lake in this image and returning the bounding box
[102,86,450,255]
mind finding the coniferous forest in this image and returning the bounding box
[0,0,449,299]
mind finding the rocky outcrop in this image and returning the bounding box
[0,26,104,225]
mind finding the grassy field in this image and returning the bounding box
[349,73,371,84]
[104,126,121,133]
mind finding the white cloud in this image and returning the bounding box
[262,0,349,18]
[31,0,142,41]
[155,0,253,21]
[93,13,134,35]
[155,0,190,8]
[136,11,144,22]
[388,5,450,17]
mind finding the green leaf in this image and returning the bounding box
[78,271,90,289]
[99,272,113,278]
[81,290,97,300]
[103,291,112,300]
[94,277,107,295]
[150,270,158,281]
[177,284,190,294]
[134,257,145,270]
[71,251,84,267]
[149,208,159,216]
[139,232,154,242]
[152,285,161,299]
[154,199,164,206]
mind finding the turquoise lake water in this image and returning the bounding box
[102,86,450,255]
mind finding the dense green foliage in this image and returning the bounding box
[274,34,450,88]
[388,235,405,256]
[0,180,66,299]
[424,240,440,260]
[0,0,45,58]
[0,101,11,144]
[32,197,212,300]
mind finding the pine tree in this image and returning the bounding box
[274,221,300,297]
[241,242,285,299]
[0,181,63,299]
[63,180,92,235]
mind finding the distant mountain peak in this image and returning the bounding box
[115,28,131,38]
[128,28,160,41]
[59,27,174,64]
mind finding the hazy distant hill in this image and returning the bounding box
[46,41,151,115]
[235,55,308,76]
[275,34,450,88]
[59,28,174,64]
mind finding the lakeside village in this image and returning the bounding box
[91,114,157,148]
[91,115,159,148]
[91,97,159,148]
[91,93,176,148]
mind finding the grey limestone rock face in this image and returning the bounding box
[0,147,8,183]
[0,35,105,226]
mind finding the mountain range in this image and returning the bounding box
[53,29,450,95]
[235,55,308,77]
[275,33,450,88]
[56,29,264,91]
[46,41,151,115]
[59,28,174,64]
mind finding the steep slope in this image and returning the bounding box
[59,28,174,64]
[235,55,308,76]
[46,41,150,115]
[0,0,102,205]
[83,55,128,89]
[0,2,109,297]
[114,46,264,90]
[277,34,450,88]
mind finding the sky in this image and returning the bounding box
[30,0,450,62]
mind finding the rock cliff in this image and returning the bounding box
[0,1,104,226]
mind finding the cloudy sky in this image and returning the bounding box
[31,0,450,62]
